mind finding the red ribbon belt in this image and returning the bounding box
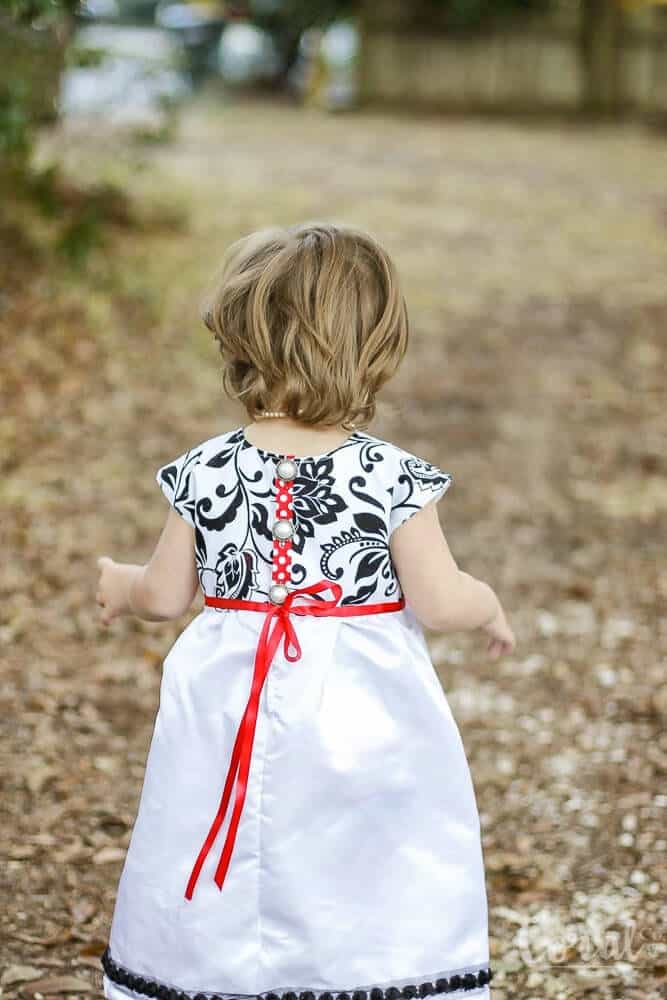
[184,580,405,900]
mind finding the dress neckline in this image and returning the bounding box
[239,425,365,462]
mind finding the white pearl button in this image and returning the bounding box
[276,458,297,481]
[269,583,289,604]
[272,519,294,540]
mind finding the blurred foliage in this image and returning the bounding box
[251,0,552,29]
[430,0,552,30]
[4,0,79,24]
[0,0,77,179]
[0,0,141,267]
[272,0,356,26]
[6,158,137,269]
[0,80,32,161]
[65,41,107,69]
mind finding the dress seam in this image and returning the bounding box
[257,684,269,990]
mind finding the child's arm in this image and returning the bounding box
[96,508,199,625]
[389,501,515,658]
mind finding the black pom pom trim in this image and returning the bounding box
[100,947,493,999]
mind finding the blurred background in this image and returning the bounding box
[1,1,665,998]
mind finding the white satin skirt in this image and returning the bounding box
[102,605,491,999]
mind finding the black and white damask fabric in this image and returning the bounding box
[156,427,453,607]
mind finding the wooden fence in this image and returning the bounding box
[359,1,667,120]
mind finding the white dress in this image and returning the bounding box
[101,425,493,1000]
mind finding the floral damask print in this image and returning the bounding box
[197,431,275,554]
[289,456,347,555]
[157,426,452,606]
[390,456,452,528]
[320,511,398,605]
[404,456,451,493]
[200,543,260,607]
[157,448,203,526]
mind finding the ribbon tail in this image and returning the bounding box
[185,612,278,900]
[184,712,246,900]
[212,709,260,888]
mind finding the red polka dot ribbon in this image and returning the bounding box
[272,459,295,586]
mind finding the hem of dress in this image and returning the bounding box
[101,947,493,999]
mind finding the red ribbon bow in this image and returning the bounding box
[185,580,344,900]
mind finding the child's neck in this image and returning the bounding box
[242,416,354,458]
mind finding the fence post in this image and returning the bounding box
[579,0,626,114]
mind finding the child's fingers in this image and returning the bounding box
[99,605,114,626]
[96,559,111,608]
[487,636,513,658]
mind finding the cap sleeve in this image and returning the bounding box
[389,448,453,537]
[155,448,200,527]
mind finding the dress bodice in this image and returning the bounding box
[156,426,452,607]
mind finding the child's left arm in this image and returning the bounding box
[96,508,199,625]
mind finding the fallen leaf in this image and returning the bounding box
[92,846,126,864]
[70,898,96,923]
[6,844,38,860]
[25,763,58,796]
[75,956,105,970]
[1,967,43,987]
[77,940,108,958]
[27,976,95,994]
[8,928,72,947]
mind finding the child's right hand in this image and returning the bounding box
[482,605,515,659]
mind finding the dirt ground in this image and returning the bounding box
[1,92,666,1000]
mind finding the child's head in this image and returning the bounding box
[201,222,408,429]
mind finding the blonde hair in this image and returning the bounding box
[201,222,409,429]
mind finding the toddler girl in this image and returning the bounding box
[96,222,515,1000]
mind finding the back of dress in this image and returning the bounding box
[102,425,493,1000]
